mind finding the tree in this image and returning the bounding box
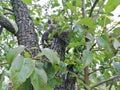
[0,0,120,90]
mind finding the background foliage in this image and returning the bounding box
[0,0,120,90]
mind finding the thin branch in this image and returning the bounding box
[32,57,50,62]
[0,16,16,35]
[109,83,113,90]
[84,66,89,85]
[89,0,99,17]
[8,82,13,90]
[90,43,96,51]
[94,0,106,21]
[0,62,8,66]
[89,67,110,75]
[107,23,119,32]
[4,12,14,16]
[90,75,120,90]
[81,0,86,18]
[3,7,13,12]
[68,70,84,82]
[0,25,3,34]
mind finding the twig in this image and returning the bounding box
[0,62,8,66]
[84,66,89,85]
[32,57,50,62]
[94,0,106,21]
[90,75,120,90]
[8,82,13,90]
[0,16,16,35]
[109,83,113,90]
[4,12,14,16]
[3,7,13,12]
[90,43,96,51]
[107,23,119,32]
[81,0,86,18]
[0,25,3,35]
[68,70,84,82]
[89,67,110,75]
[89,0,99,17]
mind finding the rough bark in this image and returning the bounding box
[10,0,40,90]
[42,24,76,90]
[0,0,76,89]
[0,16,16,35]
[10,0,40,56]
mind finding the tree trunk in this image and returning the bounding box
[11,0,40,56]
[42,25,76,90]
[10,0,40,90]
[10,0,76,89]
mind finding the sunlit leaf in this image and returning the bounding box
[42,48,60,65]
[24,52,31,58]
[104,0,120,13]
[79,17,96,30]
[66,2,76,12]
[6,46,25,64]
[22,0,32,5]
[96,36,105,48]
[9,57,34,89]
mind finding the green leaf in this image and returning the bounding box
[79,17,96,30]
[66,2,76,12]
[22,0,32,5]
[68,42,82,48]
[83,50,93,67]
[48,78,62,87]
[0,36,2,41]
[9,57,34,89]
[112,39,120,50]
[6,46,25,64]
[42,48,60,65]
[73,24,83,32]
[113,62,120,75]
[78,17,96,33]
[24,52,31,58]
[10,56,24,73]
[52,0,60,7]
[31,67,47,90]
[96,35,114,57]
[96,36,105,48]
[17,79,31,90]
[104,0,120,13]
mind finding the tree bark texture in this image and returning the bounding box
[11,0,40,56]
[42,25,76,90]
[10,0,76,89]
[0,16,16,35]
[10,0,40,90]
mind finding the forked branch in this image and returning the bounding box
[90,75,120,90]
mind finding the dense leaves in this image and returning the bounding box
[0,0,120,90]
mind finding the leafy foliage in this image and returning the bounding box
[0,0,120,90]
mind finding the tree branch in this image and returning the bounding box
[89,67,110,75]
[94,0,106,21]
[3,7,13,12]
[0,25,3,34]
[84,66,89,85]
[89,0,99,17]
[90,75,120,90]
[81,0,86,18]
[0,62,8,66]
[0,16,16,35]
